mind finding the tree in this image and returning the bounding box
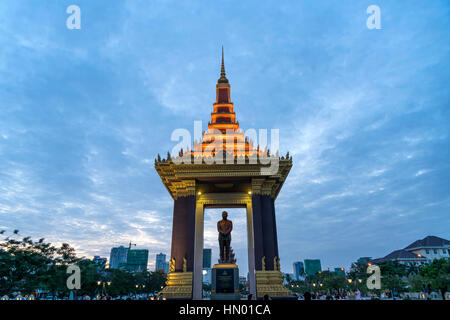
[108,269,135,296]
[347,262,369,284]
[283,273,293,286]
[147,270,166,293]
[382,274,406,295]
[0,230,167,299]
[203,283,212,292]
[375,261,408,295]
[406,274,425,292]
[421,258,450,300]
[0,230,81,297]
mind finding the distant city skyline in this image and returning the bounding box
[155,252,169,273]
[0,1,449,275]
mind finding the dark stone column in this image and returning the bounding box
[170,195,196,272]
[252,194,264,270]
[271,198,280,260]
[261,195,276,270]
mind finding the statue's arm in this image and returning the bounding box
[217,221,221,233]
[224,221,232,235]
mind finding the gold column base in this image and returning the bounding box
[160,272,193,299]
[255,270,292,297]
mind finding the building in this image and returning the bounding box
[155,253,169,273]
[202,248,212,285]
[371,249,427,265]
[293,261,304,280]
[109,246,128,269]
[93,256,107,268]
[371,236,449,266]
[155,252,166,271]
[126,249,149,272]
[203,248,212,269]
[202,269,212,285]
[404,236,450,261]
[357,257,372,264]
[155,48,293,299]
[304,259,322,277]
[334,267,345,276]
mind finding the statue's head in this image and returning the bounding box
[222,211,228,220]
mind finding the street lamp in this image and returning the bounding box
[135,284,147,298]
[97,281,111,297]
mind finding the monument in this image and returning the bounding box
[217,211,232,263]
[155,48,292,299]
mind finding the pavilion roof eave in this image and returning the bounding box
[155,160,292,200]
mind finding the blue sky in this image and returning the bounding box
[0,0,449,274]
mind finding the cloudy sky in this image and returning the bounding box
[0,0,449,274]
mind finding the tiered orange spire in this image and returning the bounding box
[189,48,262,159]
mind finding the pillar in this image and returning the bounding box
[171,196,196,272]
[251,194,264,270]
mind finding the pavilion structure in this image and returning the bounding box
[155,49,292,300]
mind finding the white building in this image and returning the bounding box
[371,235,449,266]
[371,249,427,266]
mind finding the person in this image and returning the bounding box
[263,294,270,301]
[440,284,448,300]
[355,289,361,300]
[247,294,253,300]
[217,211,233,263]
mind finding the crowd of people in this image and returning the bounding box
[1,291,166,300]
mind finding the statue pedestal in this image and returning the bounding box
[211,264,240,300]
[255,270,293,298]
[159,272,193,299]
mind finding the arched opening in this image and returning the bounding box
[202,208,248,298]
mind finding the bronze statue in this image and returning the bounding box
[217,211,233,263]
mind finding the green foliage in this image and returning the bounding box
[381,274,406,293]
[378,261,408,278]
[407,274,425,292]
[0,230,166,298]
[420,258,450,294]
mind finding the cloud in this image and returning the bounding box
[0,0,449,275]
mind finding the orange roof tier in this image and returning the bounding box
[177,48,264,159]
[154,48,293,201]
